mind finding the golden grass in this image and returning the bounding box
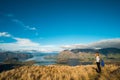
[0,64,120,80]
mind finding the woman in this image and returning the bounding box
[95,52,101,73]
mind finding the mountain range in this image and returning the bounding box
[70,48,120,55]
[0,51,33,63]
[57,48,120,63]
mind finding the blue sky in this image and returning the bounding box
[0,0,120,52]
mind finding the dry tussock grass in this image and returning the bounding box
[0,64,120,80]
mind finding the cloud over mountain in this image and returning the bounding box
[61,38,120,49]
[0,32,120,52]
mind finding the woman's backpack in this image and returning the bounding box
[101,59,105,67]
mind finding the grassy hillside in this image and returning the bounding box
[0,64,120,80]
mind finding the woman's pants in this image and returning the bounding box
[96,62,101,73]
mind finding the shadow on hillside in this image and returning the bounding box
[0,64,22,73]
[92,67,102,73]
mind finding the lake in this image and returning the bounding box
[26,53,93,66]
[26,53,58,65]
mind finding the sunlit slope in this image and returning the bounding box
[0,65,120,80]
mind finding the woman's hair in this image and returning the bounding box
[95,52,99,56]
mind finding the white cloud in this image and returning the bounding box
[0,36,62,52]
[1,38,120,52]
[13,38,40,47]
[61,44,88,50]
[0,32,12,37]
[5,13,37,31]
[11,18,37,31]
[25,26,37,30]
[0,38,39,51]
[6,14,38,37]
[89,38,120,49]
[0,32,120,52]
[61,38,120,49]
[40,45,63,52]
[12,19,25,27]
[30,27,36,30]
